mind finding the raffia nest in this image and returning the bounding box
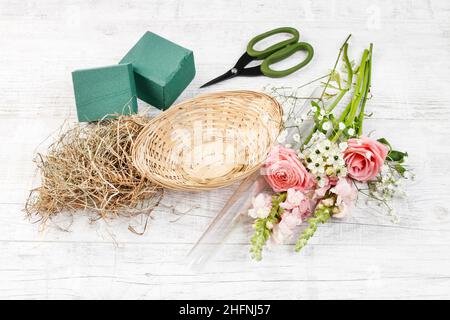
[25,114,163,224]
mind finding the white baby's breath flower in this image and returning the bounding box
[285,143,292,148]
[339,122,346,130]
[322,121,331,131]
[277,130,288,143]
[347,128,355,136]
[403,171,414,179]
[294,118,303,125]
[293,133,301,142]
[311,106,318,113]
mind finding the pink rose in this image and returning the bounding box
[343,136,389,182]
[262,145,315,192]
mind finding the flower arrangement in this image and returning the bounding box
[249,35,412,260]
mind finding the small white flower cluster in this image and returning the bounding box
[276,111,309,147]
[311,105,328,122]
[367,165,408,223]
[299,133,348,186]
[369,165,407,202]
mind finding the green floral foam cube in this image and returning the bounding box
[72,63,138,122]
[119,31,196,110]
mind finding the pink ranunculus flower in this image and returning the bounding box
[330,178,358,218]
[343,136,389,182]
[248,193,272,219]
[262,145,315,192]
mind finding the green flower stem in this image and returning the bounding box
[326,88,348,114]
[303,84,349,145]
[331,45,372,142]
[345,49,369,127]
[325,43,353,115]
[295,204,332,252]
[357,43,373,135]
[304,41,356,146]
[342,43,354,88]
[338,101,352,122]
[302,36,353,148]
[319,34,352,101]
[250,192,287,261]
[302,125,317,147]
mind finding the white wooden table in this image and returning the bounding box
[1,0,449,300]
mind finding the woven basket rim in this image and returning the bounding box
[132,90,283,191]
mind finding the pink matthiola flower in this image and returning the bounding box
[313,176,332,199]
[272,188,313,244]
[280,188,312,218]
[343,136,389,182]
[330,178,358,218]
[248,193,272,219]
[272,215,297,244]
[262,145,315,192]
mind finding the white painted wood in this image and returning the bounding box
[0,0,449,299]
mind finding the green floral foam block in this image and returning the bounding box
[72,63,138,122]
[119,31,196,110]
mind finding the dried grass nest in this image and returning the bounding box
[25,114,163,224]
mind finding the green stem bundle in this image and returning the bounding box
[332,43,373,142]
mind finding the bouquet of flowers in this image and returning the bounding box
[249,36,412,260]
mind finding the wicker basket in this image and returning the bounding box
[132,90,283,190]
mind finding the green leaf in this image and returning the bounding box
[310,100,320,110]
[329,70,342,89]
[387,150,408,162]
[395,163,406,175]
[377,137,392,150]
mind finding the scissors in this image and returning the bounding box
[200,27,314,88]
